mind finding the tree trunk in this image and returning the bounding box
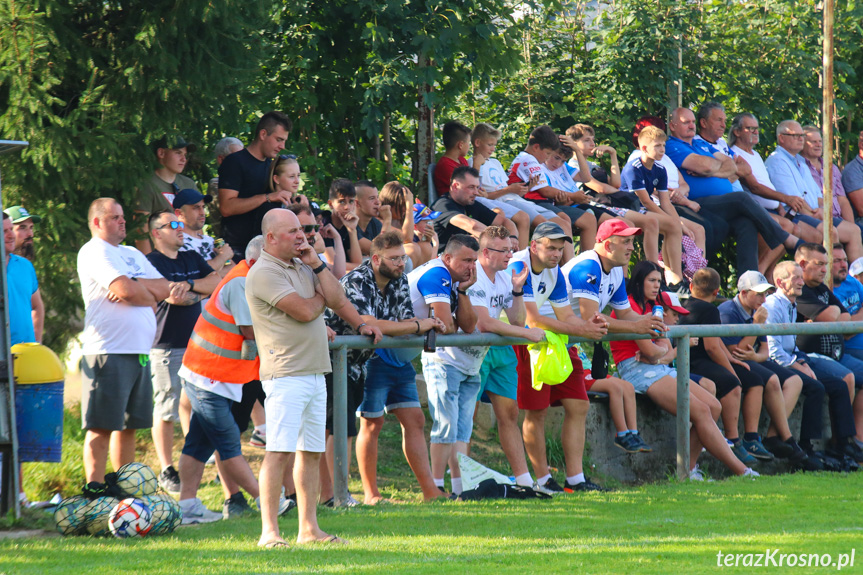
[415,54,435,203]
[383,114,393,178]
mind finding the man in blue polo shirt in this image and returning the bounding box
[665,107,799,274]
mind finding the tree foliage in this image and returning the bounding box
[0,0,274,352]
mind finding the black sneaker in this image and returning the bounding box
[614,433,642,454]
[843,439,863,464]
[223,492,256,519]
[784,438,808,462]
[536,476,564,495]
[158,465,181,494]
[762,436,795,459]
[667,280,691,298]
[564,477,610,493]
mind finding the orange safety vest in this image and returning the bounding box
[181,260,260,384]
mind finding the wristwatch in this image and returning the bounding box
[187,279,195,291]
[312,262,328,274]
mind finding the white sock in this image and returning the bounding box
[536,473,551,485]
[433,478,444,488]
[451,477,463,495]
[515,473,533,487]
[255,424,266,434]
[567,473,585,485]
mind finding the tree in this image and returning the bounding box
[0,0,274,353]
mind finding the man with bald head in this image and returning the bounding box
[665,106,799,274]
[246,208,381,548]
[77,198,176,484]
[766,120,863,262]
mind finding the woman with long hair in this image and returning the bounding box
[610,261,757,480]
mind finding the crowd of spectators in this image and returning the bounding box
[8,103,863,544]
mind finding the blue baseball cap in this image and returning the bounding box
[413,201,441,223]
[172,188,212,210]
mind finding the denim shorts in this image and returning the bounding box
[181,382,242,463]
[478,346,518,402]
[617,357,677,394]
[422,357,480,444]
[358,355,420,418]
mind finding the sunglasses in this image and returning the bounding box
[156,221,185,230]
[302,224,321,234]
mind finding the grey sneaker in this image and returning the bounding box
[158,465,181,494]
[345,495,362,507]
[742,437,775,461]
[223,492,256,519]
[180,498,222,524]
[614,433,642,453]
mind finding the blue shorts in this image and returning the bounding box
[181,382,242,463]
[358,355,421,418]
[617,357,677,394]
[478,346,518,402]
[422,357,480,444]
[792,213,843,230]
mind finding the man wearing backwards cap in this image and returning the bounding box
[507,221,608,495]
[564,219,667,476]
[135,135,199,254]
[174,188,235,276]
[4,205,40,261]
[718,271,808,462]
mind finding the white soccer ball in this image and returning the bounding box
[109,498,153,538]
[54,495,90,536]
[114,462,159,498]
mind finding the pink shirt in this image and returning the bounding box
[804,156,846,218]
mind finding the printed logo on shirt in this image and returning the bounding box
[537,281,547,294]
[586,273,597,285]
[122,255,143,275]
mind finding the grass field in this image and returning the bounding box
[5,406,863,574]
[2,473,862,574]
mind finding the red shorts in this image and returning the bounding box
[515,345,588,410]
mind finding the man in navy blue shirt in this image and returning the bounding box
[666,107,799,274]
[146,210,221,493]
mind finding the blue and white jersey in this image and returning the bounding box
[408,258,456,320]
[561,250,630,317]
[507,248,569,314]
[543,163,580,194]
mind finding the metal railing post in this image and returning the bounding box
[674,335,690,481]
[332,346,348,507]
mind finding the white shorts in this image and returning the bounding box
[262,374,327,453]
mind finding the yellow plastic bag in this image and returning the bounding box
[527,331,573,390]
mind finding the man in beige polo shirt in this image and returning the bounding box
[246,208,381,548]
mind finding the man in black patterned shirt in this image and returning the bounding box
[323,232,446,504]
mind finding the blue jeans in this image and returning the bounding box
[805,354,857,440]
[696,192,789,273]
[181,382,242,462]
[422,358,480,444]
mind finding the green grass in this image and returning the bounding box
[2,473,862,574]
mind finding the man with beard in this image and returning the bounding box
[4,205,39,261]
[354,181,390,256]
[325,231,446,504]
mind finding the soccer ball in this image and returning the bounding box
[109,498,153,538]
[54,495,90,536]
[144,493,182,535]
[81,496,120,537]
[114,462,159,498]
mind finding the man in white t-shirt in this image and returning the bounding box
[175,188,235,276]
[470,226,544,490]
[506,223,608,494]
[407,234,479,495]
[77,198,174,484]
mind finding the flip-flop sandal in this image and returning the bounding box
[320,535,347,544]
[259,540,289,549]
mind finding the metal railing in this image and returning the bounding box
[328,320,863,506]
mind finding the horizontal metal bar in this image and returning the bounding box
[329,321,863,350]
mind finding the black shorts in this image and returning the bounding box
[231,380,265,433]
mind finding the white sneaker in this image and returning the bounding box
[255,490,297,517]
[532,480,557,495]
[180,498,223,525]
[345,495,362,507]
[688,465,705,481]
[742,467,760,478]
